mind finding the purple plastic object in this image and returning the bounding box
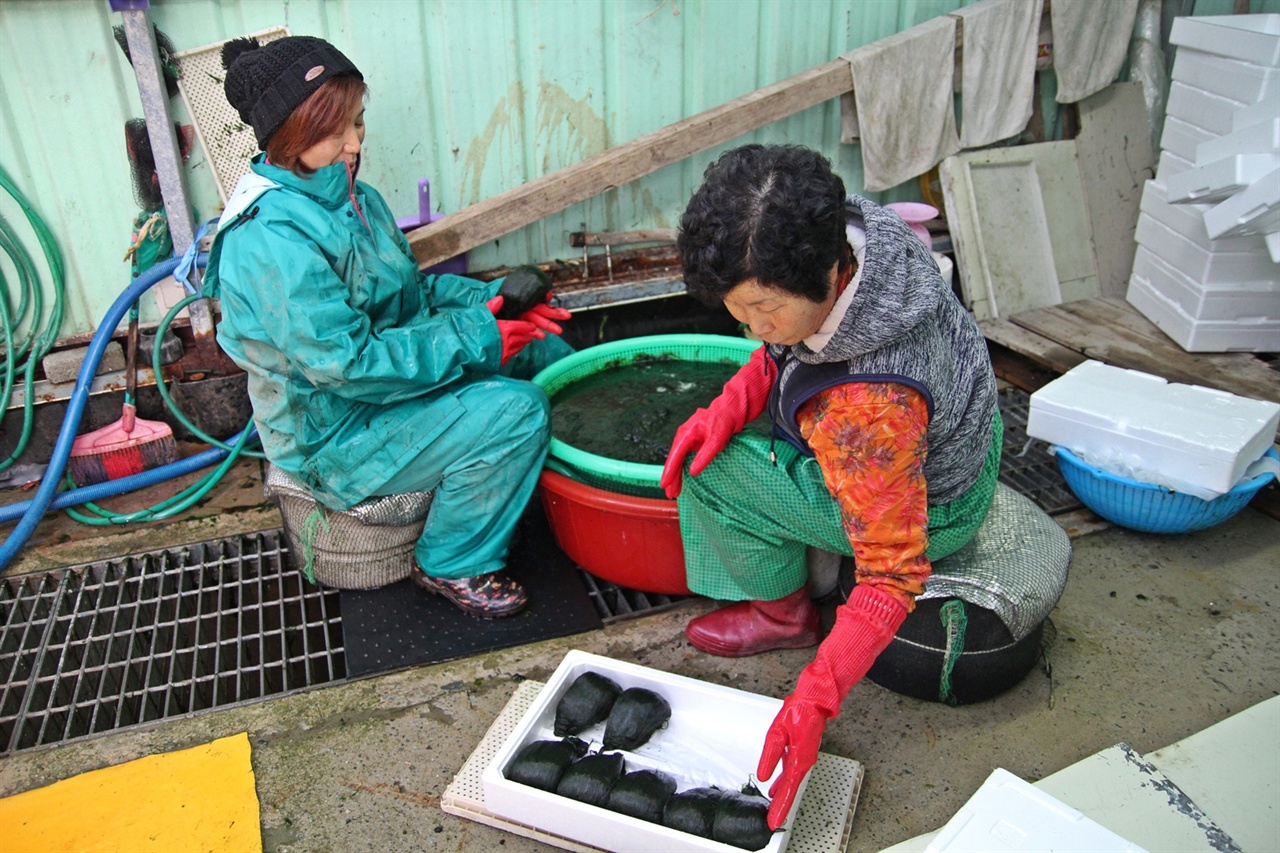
[397,178,468,276]
[110,0,151,10]
[884,202,939,250]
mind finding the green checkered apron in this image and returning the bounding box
[677,413,1003,601]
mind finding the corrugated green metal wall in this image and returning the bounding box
[0,0,1275,339]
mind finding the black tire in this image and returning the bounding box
[865,597,1044,704]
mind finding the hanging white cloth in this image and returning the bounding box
[950,0,1043,148]
[843,16,962,192]
[1051,0,1140,103]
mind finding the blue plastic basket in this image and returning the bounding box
[1054,446,1278,534]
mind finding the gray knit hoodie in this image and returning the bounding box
[767,194,997,505]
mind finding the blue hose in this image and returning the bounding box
[0,255,223,570]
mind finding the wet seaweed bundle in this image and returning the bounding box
[494,265,553,319]
[553,671,622,737]
[556,751,626,808]
[606,769,678,824]
[662,786,726,839]
[503,737,589,791]
[712,787,775,851]
[602,687,672,751]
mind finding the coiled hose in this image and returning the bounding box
[0,256,253,570]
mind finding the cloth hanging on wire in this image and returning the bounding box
[1051,0,1140,103]
[950,0,1044,148]
[843,16,962,192]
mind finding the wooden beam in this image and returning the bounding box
[406,59,852,270]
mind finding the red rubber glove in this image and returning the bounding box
[659,345,776,499]
[486,295,544,365]
[757,583,908,830]
[520,294,572,336]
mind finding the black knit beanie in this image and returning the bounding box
[221,35,362,148]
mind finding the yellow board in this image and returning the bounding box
[0,732,261,853]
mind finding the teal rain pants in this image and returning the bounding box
[373,335,574,579]
[677,413,1003,601]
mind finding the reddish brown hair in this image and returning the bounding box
[265,75,368,175]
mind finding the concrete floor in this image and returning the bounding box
[1,455,1278,852]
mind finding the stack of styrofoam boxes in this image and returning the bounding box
[1126,14,1280,353]
[1027,361,1280,499]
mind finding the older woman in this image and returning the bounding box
[662,144,1001,827]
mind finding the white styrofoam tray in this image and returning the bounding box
[1026,360,1280,495]
[1203,167,1280,239]
[481,650,807,853]
[1160,115,1217,164]
[1233,97,1280,133]
[1131,246,1280,322]
[1169,13,1280,68]
[1195,117,1280,166]
[1165,153,1280,204]
[925,769,1146,852]
[1164,80,1247,137]
[1134,213,1279,286]
[1155,149,1194,181]
[1140,180,1264,252]
[1170,49,1278,103]
[1127,275,1280,355]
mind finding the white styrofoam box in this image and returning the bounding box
[1128,274,1280,353]
[1132,246,1280,322]
[1140,180,1264,252]
[925,769,1145,853]
[1195,117,1280,165]
[1155,149,1195,181]
[1233,96,1280,133]
[1127,274,1280,355]
[1165,153,1280,204]
[1171,48,1278,103]
[481,650,806,853]
[1160,115,1217,163]
[1135,212,1280,285]
[1164,80,1247,137]
[1169,14,1280,68]
[1269,230,1280,263]
[1027,360,1280,496]
[1203,167,1280,239]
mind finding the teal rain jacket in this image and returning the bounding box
[204,156,503,510]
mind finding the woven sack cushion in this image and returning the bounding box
[276,493,421,590]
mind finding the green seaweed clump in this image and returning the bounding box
[556,751,626,808]
[495,265,552,318]
[712,787,775,851]
[503,737,589,791]
[553,670,622,737]
[602,687,671,751]
[606,769,678,824]
[662,786,725,838]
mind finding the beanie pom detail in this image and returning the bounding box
[220,36,261,71]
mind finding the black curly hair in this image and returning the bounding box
[677,144,848,307]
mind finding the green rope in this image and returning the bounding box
[938,599,969,706]
[297,506,331,585]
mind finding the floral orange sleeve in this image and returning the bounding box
[796,382,930,612]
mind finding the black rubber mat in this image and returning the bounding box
[339,510,603,678]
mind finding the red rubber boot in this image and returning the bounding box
[685,588,820,657]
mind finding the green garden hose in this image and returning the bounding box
[0,163,66,472]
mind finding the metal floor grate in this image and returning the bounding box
[577,570,685,624]
[998,387,1081,516]
[1,531,344,755]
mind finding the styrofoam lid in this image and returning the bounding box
[925,769,1147,852]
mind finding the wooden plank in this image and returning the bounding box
[980,317,1088,377]
[1009,298,1280,404]
[406,60,852,270]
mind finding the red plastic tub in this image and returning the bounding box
[537,468,690,595]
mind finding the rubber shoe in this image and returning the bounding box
[685,588,820,657]
[410,567,527,619]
